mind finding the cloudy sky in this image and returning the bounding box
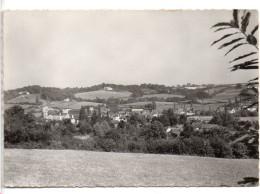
[3,10,258,90]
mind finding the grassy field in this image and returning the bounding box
[121,101,219,111]
[141,93,185,99]
[214,88,242,101]
[47,101,101,109]
[5,94,40,104]
[75,90,132,100]
[4,149,258,187]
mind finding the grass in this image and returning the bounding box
[5,94,39,104]
[47,101,101,109]
[75,90,132,100]
[214,89,242,101]
[141,93,185,99]
[4,149,259,187]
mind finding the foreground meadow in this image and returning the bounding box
[4,149,259,187]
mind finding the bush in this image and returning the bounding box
[232,143,249,158]
[209,137,233,158]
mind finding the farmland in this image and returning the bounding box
[47,101,101,109]
[141,93,185,99]
[4,149,259,187]
[5,94,41,104]
[75,90,132,100]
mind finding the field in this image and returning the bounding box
[121,101,218,111]
[206,86,227,95]
[47,101,101,109]
[4,149,258,187]
[75,90,132,100]
[196,88,243,109]
[141,93,185,99]
[214,88,242,101]
[5,94,40,104]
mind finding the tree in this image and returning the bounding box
[79,106,87,121]
[211,9,258,109]
[90,110,99,126]
[35,96,40,105]
[146,121,166,140]
[152,100,157,110]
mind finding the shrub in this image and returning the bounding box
[127,141,142,153]
[232,143,249,158]
[209,137,233,158]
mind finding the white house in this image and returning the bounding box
[104,87,113,91]
[18,91,30,95]
[64,98,70,102]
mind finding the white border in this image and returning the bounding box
[1,0,260,194]
[2,0,260,10]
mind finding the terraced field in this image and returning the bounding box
[4,149,259,187]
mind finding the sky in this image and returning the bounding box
[3,10,259,90]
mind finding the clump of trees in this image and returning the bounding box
[4,105,258,159]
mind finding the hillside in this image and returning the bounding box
[75,90,132,100]
[4,149,259,187]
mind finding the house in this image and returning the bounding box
[42,106,77,123]
[62,108,71,114]
[104,87,113,91]
[131,109,144,114]
[228,108,236,114]
[247,107,257,112]
[18,91,30,95]
[64,98,70,102]
[166,125,184,137]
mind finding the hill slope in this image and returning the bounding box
[4,149,258,187]
[75,90,132,100]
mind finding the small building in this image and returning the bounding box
[228,108,236,114]
[18,91,30,95]
[64,98,70,102]
[166,125,184,137]
[104,87,113,91]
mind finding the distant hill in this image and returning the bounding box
[75,90,132,100]
[4,83,245,102]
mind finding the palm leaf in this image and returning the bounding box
[246,102,258,109]
[211,22,233,28]
[229,52,257,63]
[218,38,244,49]
[214,27,232,32]
[232,59,258,69]
[225,43,246,56]
[246,82,259,87]
[251,25,259,35]
[249,77,258,82]
[241,12,251,33]
[211,32,239,46]
[233,10,239,27]
[232,66,258,71]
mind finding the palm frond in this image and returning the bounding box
[246,82,259,86]
[232,66,258,71]
[225,43,246,56]
[241,12,251,33]
[248,77,258,82]
[232,59,258,70]
[211,22,233,28]
[214,27,232,32]
[211,32,239,46]
[229,52,257,63]
[218,38,244,49]
[233,10,239,28]
[251,25,259,35]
